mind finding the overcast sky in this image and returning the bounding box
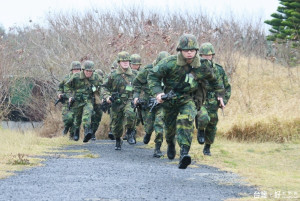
[0,0,279,31]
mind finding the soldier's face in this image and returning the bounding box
[72,69,81,74]
[181,49,197,59]
[131,64,140,70]
[84,70,93,78]
[120,61,130,69]
[201,54,213,60]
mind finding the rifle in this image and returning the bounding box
[149,90,177,112]
[100,99,111,114]
[54,94,66,106]
[68,97,75,111]
[131,99,147,125]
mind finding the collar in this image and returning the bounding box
[116,66,133,75]
[176,52,201,68]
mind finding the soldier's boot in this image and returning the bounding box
[91,132,96,141]
[143,133,151,144]
[178,145,191,169]
[153,142,163,158]
[69,132,74,140]
[83,127,93,143]
[197,129,205,145]
[127,128,136,145]
[123,134,128,141]
[167,142,176,160]
[108,131,115,140]
[203,144,211,156]
[73,128,80,141]
[62,126,70,136]
[115,137,122,150]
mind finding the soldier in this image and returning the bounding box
[196,42,231,156]
[133,51,170,158]
[102,51,136,150]
[57,61,81,139]
[130,54,142,71]
[65,60,102,142]
[148,34,225,169]
[90,69,105,141]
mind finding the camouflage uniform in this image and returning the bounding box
[90,69,105,140]
[133,51,170,157]
[65,61,102,142]
[102,51,136,150]
[57,61,81,139]
[196,42,231,155]
[148,34,224,169]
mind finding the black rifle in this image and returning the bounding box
[54,94,66,106]
[131,99,146,125]
[68,97,75,111]
[149,90,176,112]
[100,99,111,114]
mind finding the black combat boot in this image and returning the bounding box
[73,128,80,141]
[167,142,176,160]
[127,128,136,145]
[91,132,96,141]
[203,144,211,156]
[115,137,122,150]
[83,127,93,143]
[108,131,115,140]
[62,126,69,135]
[178,145,191,169]
[143,133,151,144]
[153,142,163,158]
[197,129,205,144]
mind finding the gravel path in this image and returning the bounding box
[0,140,256,201]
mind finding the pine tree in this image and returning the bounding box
[265,0,300,42]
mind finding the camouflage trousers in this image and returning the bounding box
[110,101,135,138]
[62,103,75,134]
[91,104,103,134]
[73,100,94,130]
[164,100,197,147]
[142,106,164,144]
[196,104,219,144]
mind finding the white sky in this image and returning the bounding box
[0,0,280,31]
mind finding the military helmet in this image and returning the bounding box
[70,61,81,71]
[95,69,104,77]
[111,60,118,70]
[82,60,94,70]
[199,42,215,55]
[117,51,131,62]
[155,51,170,64]
[130,54,142,65]
[176,34,199,51]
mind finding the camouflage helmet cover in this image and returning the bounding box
[199,42,215,55]
[176,34,199,51]
[155,51,170,64]
[70,61,81,71]
[130,54,142,65]
[82,60,94,70]
[111,60,118,69]
[117,51,131,62]
[95,69,104,77]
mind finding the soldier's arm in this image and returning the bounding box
[218,66,231,105]
[148,63,168,96]
[133,68,148,99]
[101,73,113,100]
[64,75,76,100]
[57,79,65,98]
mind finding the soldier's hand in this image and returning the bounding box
[58,94,63,99]
[217,97,225,109]
[156,93,165,103]
[107,97,112,104]
[134,98,139,105]
[69,97,73,103]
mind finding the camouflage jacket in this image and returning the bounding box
[57,73,72,97]
[133,64,154,100]
[148,53,224,105]
[102,66,135,103]
[205,63,231,106]
[65,71,102,103]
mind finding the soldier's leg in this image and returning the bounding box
[142,109,155,144]
[203,109,218,156]
[62,104,73,135]
[196,106,210,144]
[177,101,197,169]
[111,107,125,150]
[91,105,103,140]
[163,106,178,160]
[108,111,115,140]
[124,102,137,144]
[81,102,94,143]
[73,104,84,141]
[153,107,164,158]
